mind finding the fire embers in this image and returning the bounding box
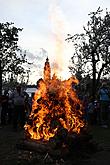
[25,75,85,141]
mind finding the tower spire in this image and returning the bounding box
[44,57,51,81]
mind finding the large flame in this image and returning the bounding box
[25,58,85,141]
[49,0,71,80]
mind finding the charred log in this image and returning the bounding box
[17,128,98,162]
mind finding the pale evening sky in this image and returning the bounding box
[0,0,110,83]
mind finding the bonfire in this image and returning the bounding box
[25,58,85,141]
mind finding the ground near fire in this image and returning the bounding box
[0,58,110,165]
[0,124,110,165]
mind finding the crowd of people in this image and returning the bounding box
[0,85,32,131]
[82,82,110,128]
[0,81,110,131]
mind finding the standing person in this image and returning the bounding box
[1,90,9,126]
[82,95,89,122]
[12,85,25,131]
[98,82,110,128]
[7,91,14,124]
[23,91,30,120]
[87,97,95,125]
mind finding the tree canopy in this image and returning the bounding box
[66,7,110,99]
[0,22,30,94]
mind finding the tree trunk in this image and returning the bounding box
[0,60,2,96]
[96,63,108,91]
[92,52,96,102]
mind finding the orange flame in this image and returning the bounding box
[25,58,85,141]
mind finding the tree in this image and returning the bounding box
[0,22,30,95]
[66,7,110,100]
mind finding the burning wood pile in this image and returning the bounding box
[25,57,85,141]
[17,58,97,164]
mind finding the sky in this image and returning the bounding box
[0,0,110,83]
